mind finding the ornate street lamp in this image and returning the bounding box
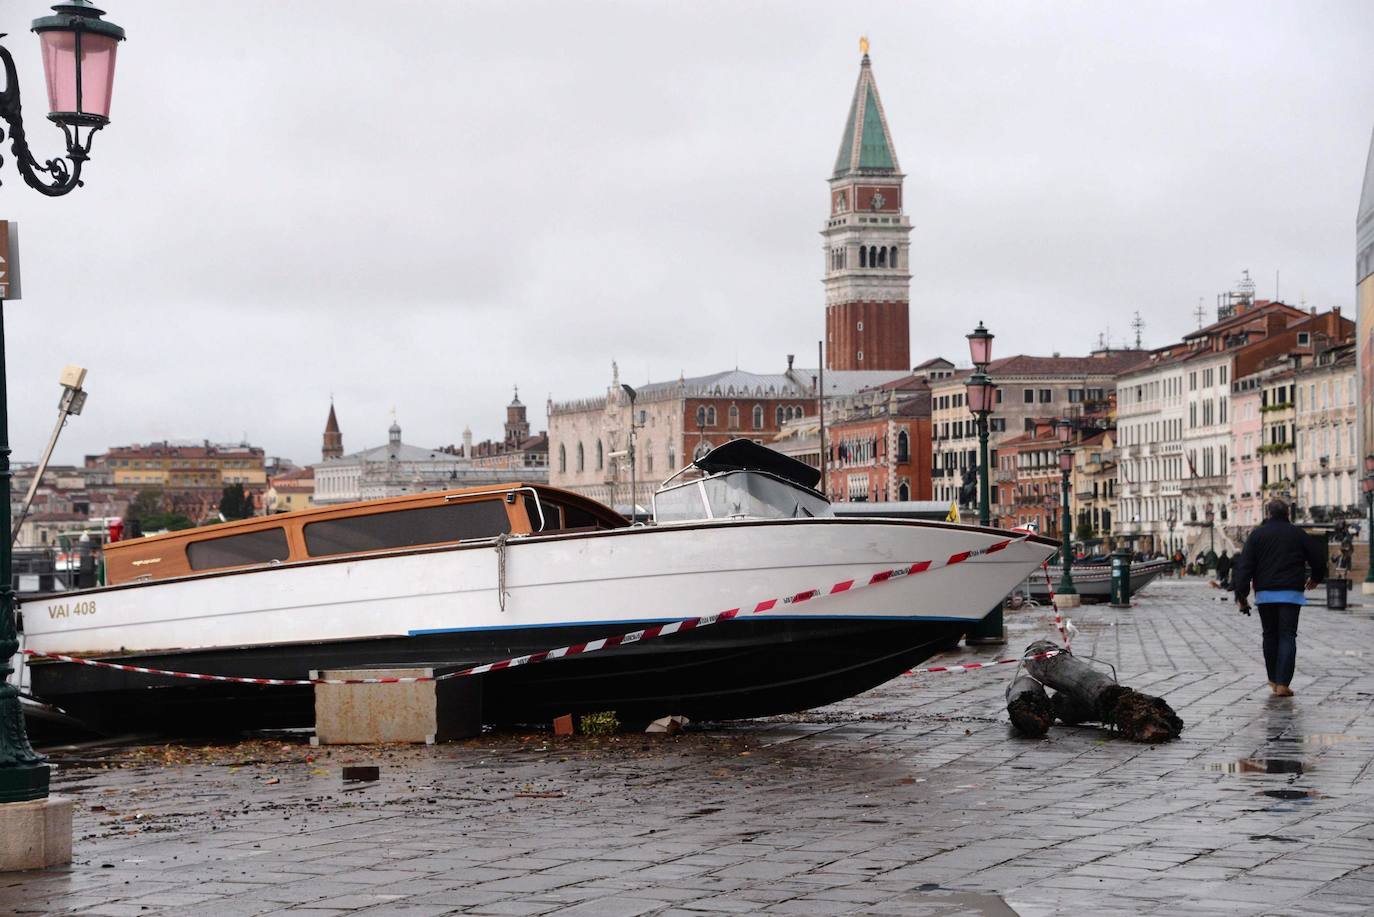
[0,1,125,195]
[0,2,123,836]
[1056,441,1078,606]
[964,371,995,527]
[1363,454,1374,590]
[1166,509,1177,555]
[1205,506,1216,556]
[966,322,993,371]
[964,323,1003,644]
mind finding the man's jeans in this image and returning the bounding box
[1258,603,1301,686]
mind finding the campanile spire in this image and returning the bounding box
[822,43,911,371]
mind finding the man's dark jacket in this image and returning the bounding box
[1232,518,1328,603]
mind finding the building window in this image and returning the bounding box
[857,350,864,362]
[596,440,604,471]
[889,246,898,268]
[1039,389,1052,403]
[728,404,740,429]
[558,445,566,473]
[577,443,585,472]
[775,406,785,425]
[696,406,707,427]
[857,321,864,332]
[896,430,910,463]
[707,406,717,426]
[860,247,867,267]
[1023,388,1035,404]
[752,405,764,429]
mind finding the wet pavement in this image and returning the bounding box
[3,579,1374,916]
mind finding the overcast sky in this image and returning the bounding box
[2,1,1371,467]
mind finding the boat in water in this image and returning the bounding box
[1017,556,1173,604]
[20,441,1057,732]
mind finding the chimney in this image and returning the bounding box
[786,354,794,371]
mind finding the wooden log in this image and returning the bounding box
[1023,640,1183,743]
[1006,673,1052,737]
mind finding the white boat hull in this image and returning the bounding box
[22,518,1056,728]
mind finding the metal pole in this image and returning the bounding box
[12,403,72,544]
[1057,464,1078,596]
[0,299,50,802]
[1365,489,1373,585]
[817,340,826,499]
[977,414,990,526]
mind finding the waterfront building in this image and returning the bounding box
[1069,430,1117,549]
[930,351,1137,513]
[322,403,343,461]
[994,423,1065,534]
[313,417,536,505]
[84,440,268,522]
[548,360,905,510]
[1229,368,1268,532]
[440,389,549,473]
[823,46,911,372]
[1293,341,1359,521]
[1115,296,1351,555]
[822,377,932,502]
[1259,369,1298,512]
[265,466,315,514]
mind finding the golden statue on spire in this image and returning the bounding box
[859,35,869,56]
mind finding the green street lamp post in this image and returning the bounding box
[964,323,1004,644]
[1054,420,1078,607]
[0,0,124,823]
[1363,454,1373,591]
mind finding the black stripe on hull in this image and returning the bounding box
[27,618,965,734]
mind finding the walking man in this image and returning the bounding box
[1232,500,1327,697]
[1216,550,1232,590]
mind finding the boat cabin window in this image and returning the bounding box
[303,501,511,557]
[187,527,291,571]
[523,493,619,533]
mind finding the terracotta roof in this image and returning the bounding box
[912,357,954,370]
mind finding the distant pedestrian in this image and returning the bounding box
[1172,549,1185,578]
[1232,500,1327,697]
[1216,550,1232,590]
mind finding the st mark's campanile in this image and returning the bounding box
[823,40,911,372]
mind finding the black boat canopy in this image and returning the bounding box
[693,439,822,491]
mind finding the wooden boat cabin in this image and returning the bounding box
[102,484,627,586]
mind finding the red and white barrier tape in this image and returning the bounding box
[1041,561,1072,649]
[22,534,1035,687]
[904,647,1061,676]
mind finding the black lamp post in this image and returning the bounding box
[1166,509,1177,555]
[964,322,994,526]
[964,323,1004,644]
[1363,454,1373,588]
[0,1,124,809]
[1055,420,1078,603]
[1205,506,1216,556]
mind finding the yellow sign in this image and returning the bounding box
[945,502,960,524]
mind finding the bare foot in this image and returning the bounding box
[1274,685,1294,697]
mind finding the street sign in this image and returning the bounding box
[0,221,20,301]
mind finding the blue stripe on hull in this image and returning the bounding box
[407,613,973,636]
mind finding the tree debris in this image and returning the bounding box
[1022,641,1183,743]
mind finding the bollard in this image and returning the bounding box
[1325,577,1349,611]
[965,602,1006,646]
[1110,548,1132,608]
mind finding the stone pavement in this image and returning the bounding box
[3,579,1373,916]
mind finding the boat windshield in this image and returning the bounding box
[654,470,833,522]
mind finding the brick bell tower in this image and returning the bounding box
[823,39,911,371]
